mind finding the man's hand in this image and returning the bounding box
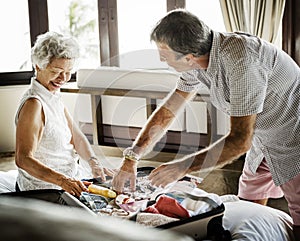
[148,159,190,188]
[111,158,138,193]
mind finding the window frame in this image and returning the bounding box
[0,0,298,86]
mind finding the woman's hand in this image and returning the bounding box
[148,159,190,188]
[111,158,138,193]
[88,158,115,182]
[59,176,89,197]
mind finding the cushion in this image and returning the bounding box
[222,199,294,241]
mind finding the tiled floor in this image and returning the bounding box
[0,147,289,214]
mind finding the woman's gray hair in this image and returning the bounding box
[31,31,80,70]
[150,9,213,57]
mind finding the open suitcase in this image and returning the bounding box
[156,195,226,240]
[82,167,230,241]
[0,167,230,241]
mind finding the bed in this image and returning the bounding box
[0,170,294,241]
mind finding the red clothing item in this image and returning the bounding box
[144,195,190,219]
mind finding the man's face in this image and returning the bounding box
[156,42,209,72]
[156,43,192,72]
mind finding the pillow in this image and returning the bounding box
[0,170,17,193]
[222,199,294,241]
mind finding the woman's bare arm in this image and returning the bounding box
[15,99,87,196]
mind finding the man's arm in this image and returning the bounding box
[131,88,197,158]
[149,114,256,187]
[112,88,196,192]
[188,114,256,171]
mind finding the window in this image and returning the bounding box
[117,0,226,69]
[0,0,297,86]
[48,0,101,69]
[0,0,31,72]
[186,0,226,32]
[117,0,168,69]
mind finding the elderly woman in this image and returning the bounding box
[15,32,113,196]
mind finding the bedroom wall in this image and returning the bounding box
[0,85,82,153]
[0,85,28,153]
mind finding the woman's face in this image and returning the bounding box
[36,58,74,93]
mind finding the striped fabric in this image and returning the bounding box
[177,31,300,186]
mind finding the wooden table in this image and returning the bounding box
[61,82,218,153]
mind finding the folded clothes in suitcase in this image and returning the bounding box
[82,167,230,241]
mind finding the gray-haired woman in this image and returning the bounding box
[15,32,114,196]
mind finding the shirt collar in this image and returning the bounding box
[206,31,220,77]
[31,77,61,101]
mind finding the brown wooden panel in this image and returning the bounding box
[98,0,119,66]
[108,0,119,66]
[98,0,110,65]
[100,124,209,154]
[167,0,185,12]
[28,0,49,46]
[282,0,300,66]
[294,0,300,66]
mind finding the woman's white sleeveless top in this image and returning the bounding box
[15,78,79,191]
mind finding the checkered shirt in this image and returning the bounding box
[177,31,300,186]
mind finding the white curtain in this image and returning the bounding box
[219,0,286,44]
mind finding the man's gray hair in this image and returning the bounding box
[150,9,213,57]
[31,31,80,70]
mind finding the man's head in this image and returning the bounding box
[150,9,213,58]
[150,9,212,72]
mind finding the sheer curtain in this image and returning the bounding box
[219,0,286,45]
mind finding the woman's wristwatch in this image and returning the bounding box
[123,147,140,162]
[87,156,100,166]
